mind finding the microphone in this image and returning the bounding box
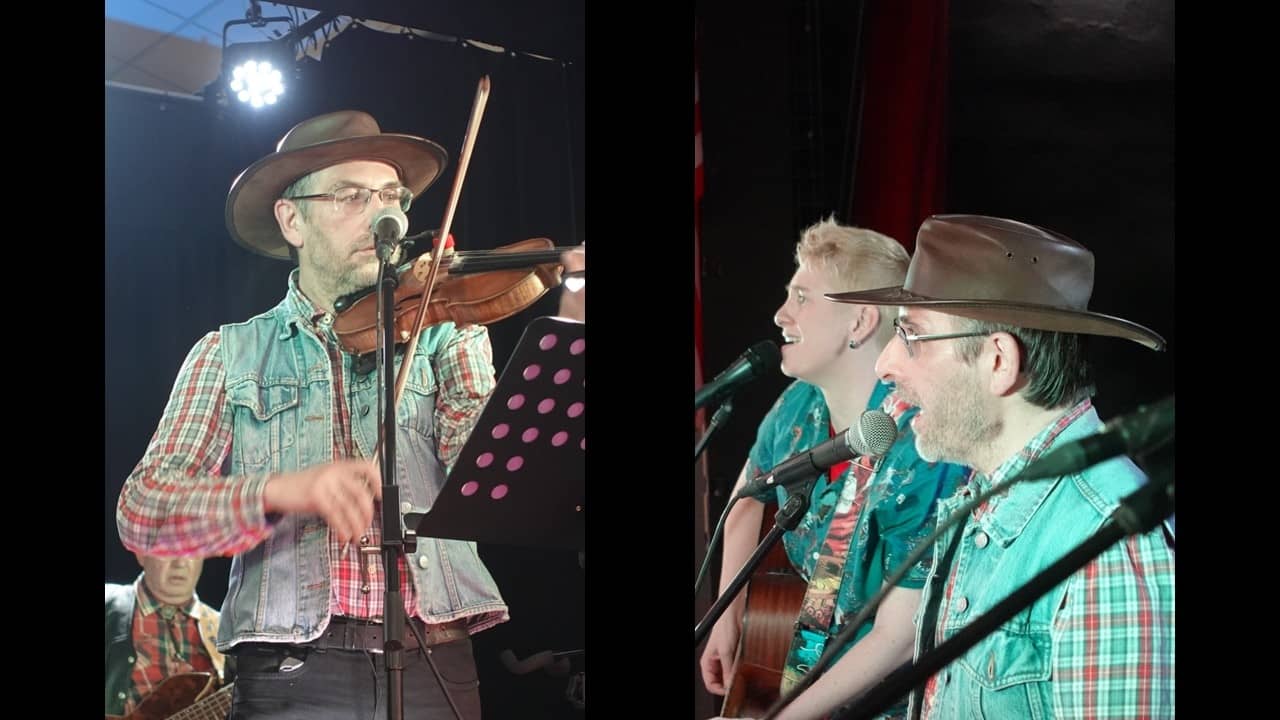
[736,409,899,499]
[372,207,409,263]
[695,340,781,411]
[1017,395,1174,481]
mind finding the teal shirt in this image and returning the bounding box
[746,380,970,648]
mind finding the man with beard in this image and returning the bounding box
[827,214,1174,719]
[700,218,968,720]
[117,110,581,719]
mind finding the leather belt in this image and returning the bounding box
[299,616,469,654]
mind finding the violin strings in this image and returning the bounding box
[443,251,568,274]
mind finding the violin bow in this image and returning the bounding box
[373,74,491,462]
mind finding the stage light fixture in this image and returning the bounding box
[223,40,292,107]
[219,2,297,109]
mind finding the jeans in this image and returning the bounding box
[228,639,481,720]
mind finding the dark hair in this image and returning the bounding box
[954,319,1095,409]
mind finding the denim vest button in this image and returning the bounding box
[401,501,412,514]
[127,655,135,664]
[118,692,127,700]
[418,555,429,569]
[955,596,968,613]
[361,405,370,417]
[974,531,989,549]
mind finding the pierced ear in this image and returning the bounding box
[987,332,1022,395]
[848,305,880,348]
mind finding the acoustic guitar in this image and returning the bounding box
[106,672,233,720]
[720,500,807,718]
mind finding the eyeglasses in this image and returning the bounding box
[285,185,413,216]
[892,317,990,358]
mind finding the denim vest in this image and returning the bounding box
[909,408,1166,719]
[214,298,507,651]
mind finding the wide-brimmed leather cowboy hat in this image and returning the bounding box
[825,214,1167,350]
[225,110,448,260]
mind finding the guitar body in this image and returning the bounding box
[106,672,233,720]
[720,501,807,718]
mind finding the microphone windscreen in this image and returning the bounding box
[852,409,898,456]
[745,339,781,371]
[373,207,408,239]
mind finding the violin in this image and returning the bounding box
[332,236,572,356]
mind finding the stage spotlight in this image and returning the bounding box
[223,40,292,107]
[220,2,296,109]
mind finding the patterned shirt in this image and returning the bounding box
[117,272,497,626]
[745,380,969,715]
[918,399,1175,719]
[124,577,215,715]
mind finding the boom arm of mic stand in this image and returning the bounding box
[695,398,734,461]
[833,470,1174,720]
[694,482,812,647]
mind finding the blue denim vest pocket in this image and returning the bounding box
[226,377,301,473]
[957,619,1053,720]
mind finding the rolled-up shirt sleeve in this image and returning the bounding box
[116,331,275,557]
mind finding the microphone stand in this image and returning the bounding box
[375,243,410,720]
[694,398,733,461]
[830,448,1174,720]
[694,479,814,647]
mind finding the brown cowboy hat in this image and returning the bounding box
[225,110,448,260]
[825,214,1167,350]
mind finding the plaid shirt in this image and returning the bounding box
[918,399,1175,719]
[117,275,496,623]
[124,579,215,715]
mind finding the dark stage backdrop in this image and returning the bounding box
[698,0,1174,509]
[695,5,1174,711]
[106,23,584,718]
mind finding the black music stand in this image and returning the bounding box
[411,316,585,550]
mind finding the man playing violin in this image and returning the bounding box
[117,110,580,719]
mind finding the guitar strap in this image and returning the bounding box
[778,396,909,697]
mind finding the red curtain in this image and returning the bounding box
[849,0,950,252]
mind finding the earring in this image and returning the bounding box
[848,339,860,350]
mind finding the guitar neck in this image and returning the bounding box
[168,684,233,720]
